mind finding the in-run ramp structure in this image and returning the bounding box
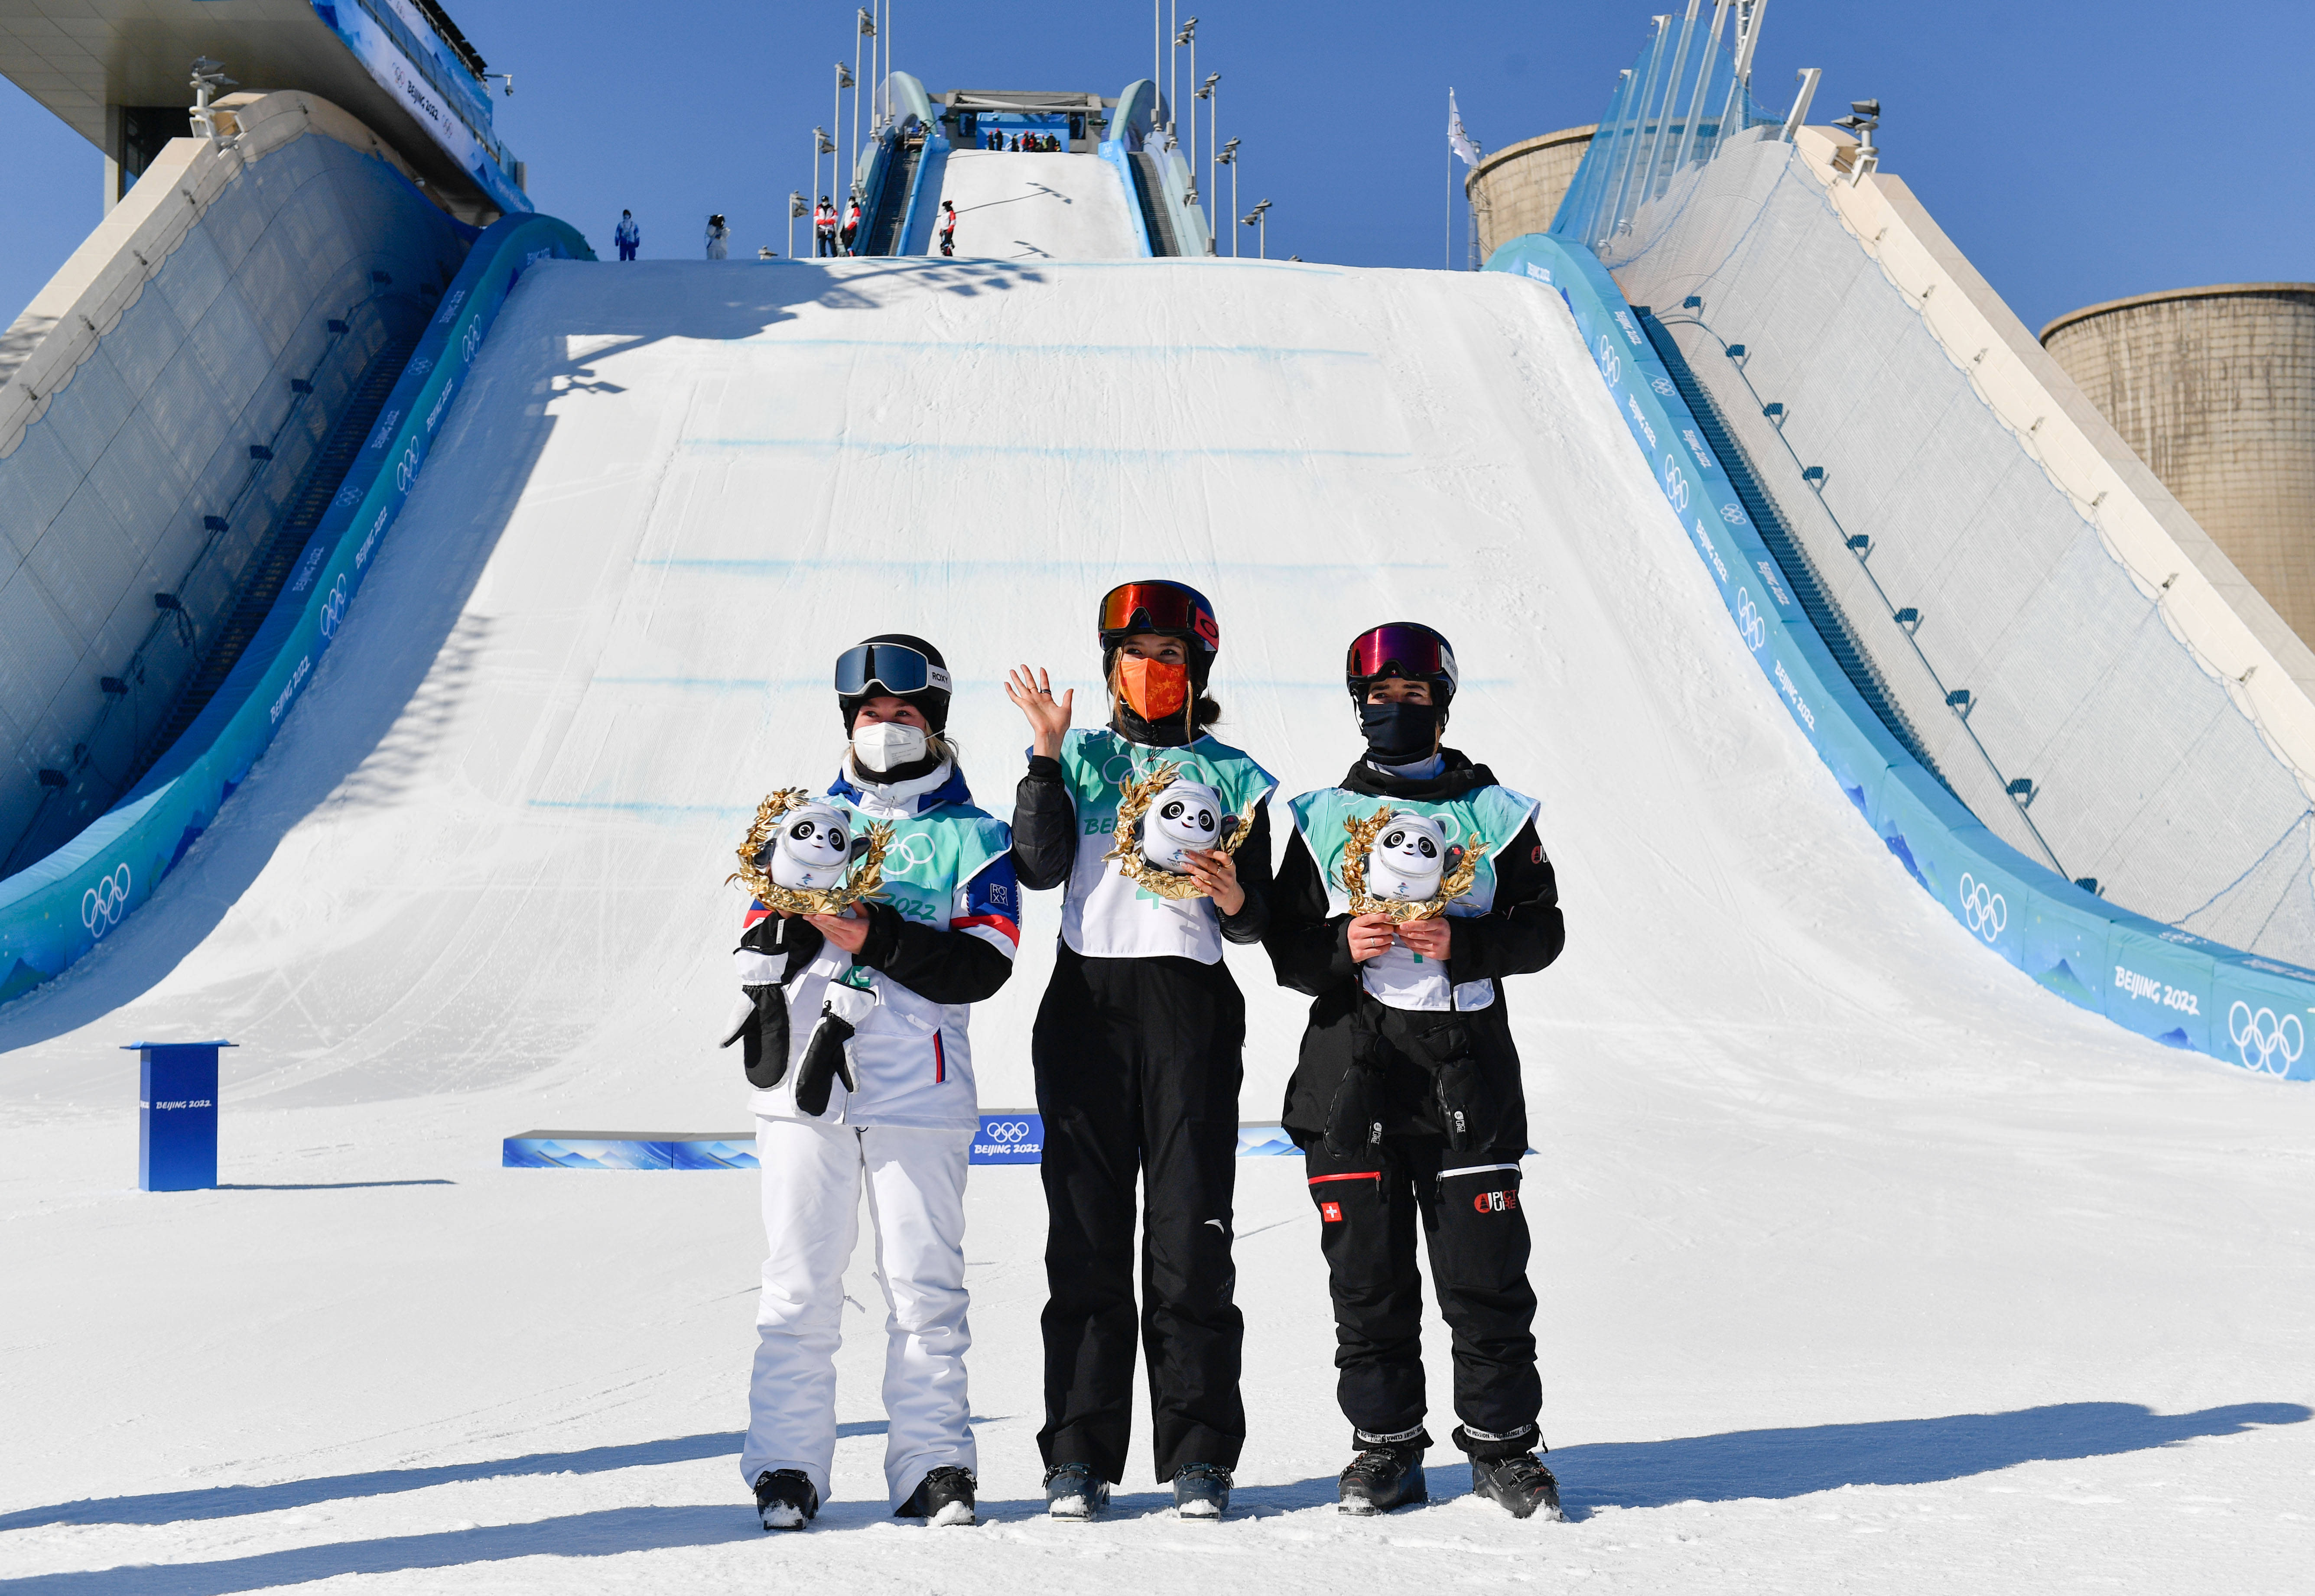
[1,256,2310,1591]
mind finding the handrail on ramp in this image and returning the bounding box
[1486,232,2315,1083]
[0,214,595,1007]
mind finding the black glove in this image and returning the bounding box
[792,986,872,1116]
[1323,1006,1389,1158]
[721,915,826,1087]
[719,984,793,1088]
[1386,1011,1494,1154]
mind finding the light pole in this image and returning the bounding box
[1197,72,1219,249]
[813,126,834,246]
[842,62,861,240]
[854,10,872,174]
[1217,137,1239,256]
[1243,197,1270,259]
[1168,0,1177,136]
[788,191,806,259]
[1175,17,1197,175]
[1153,0,1162,130]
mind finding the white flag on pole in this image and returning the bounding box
[1448,89,1481,167]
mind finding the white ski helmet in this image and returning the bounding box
[1366,810,1449,902]
[761,801,855,891]
[1141,778,1224,873]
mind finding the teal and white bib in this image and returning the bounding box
[1287,782,1540,1012]
[1057,728,1278,964]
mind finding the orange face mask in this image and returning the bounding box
[1116,655,1190,720]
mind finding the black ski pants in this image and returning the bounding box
[1303,1134,1540,1450]
[1033,947,1245,1483]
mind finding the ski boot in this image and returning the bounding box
[895,1464,978,1526]
[1173,1462,1233,1521]
[753,1468,819,1531]
[1339,1435,1429,1516]
[1469,1451,1563,1521]
[1043,1461,1109,1521]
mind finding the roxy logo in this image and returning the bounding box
[81,863,132,938]
[2228,1002,2302,1075]
[1473,1189,1518,1213]
[1957,873,2006,941]
[2114,965,2200,1015]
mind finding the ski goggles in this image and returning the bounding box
[1346,623,1459,690]
[1097,581,1220,649]
[833,641,952,697]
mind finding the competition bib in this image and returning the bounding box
[1057,729,1278,963]
[1288,784,1540,1011]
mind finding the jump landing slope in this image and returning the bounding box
[932,149,1142,260]
[1,255,2308,1593]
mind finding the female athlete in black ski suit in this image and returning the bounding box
[1005,580,1277,1521]
[1263,622,1568,1521]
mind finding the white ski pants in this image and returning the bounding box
[739,1116,976,1508]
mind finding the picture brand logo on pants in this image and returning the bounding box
[1474,1189,1518,1213]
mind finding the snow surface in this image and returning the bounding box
[932,149,1141,260]
[2,253,2312,1593]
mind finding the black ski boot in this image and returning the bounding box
[1339,1434,1429,1516]
[895,1464,978,1526]
[1468,1451,1563,1521]
[1172,1461,1233,1521]
[1043,1461,1109,1521]
[753,1468,819,1531]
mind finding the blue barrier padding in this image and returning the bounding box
[1097,138,1154,258]
[1483,232,2315,1084]
[897,135,948,256]
[503,1116,1312,1168]
[0,214,595,1008]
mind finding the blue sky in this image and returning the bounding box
[4,1,2310,337]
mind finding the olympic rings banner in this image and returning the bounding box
[1485,232,2314,1083]
[0,214,594,1007]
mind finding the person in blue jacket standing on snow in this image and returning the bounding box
[722,634,1020,1533]
[614,209,640,260]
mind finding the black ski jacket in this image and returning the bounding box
[1263,749,1564,1150]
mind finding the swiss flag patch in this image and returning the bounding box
[1320,1201,1343,1223]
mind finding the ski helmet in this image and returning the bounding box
[1098,580,1221,688]
[1346,621,1459,714]
[835,633,953,733]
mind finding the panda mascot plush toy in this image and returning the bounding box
[759,801,858,892]
[1141,779,1226,873]
[1366,810,1452,904]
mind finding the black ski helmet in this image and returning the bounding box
[835,633,952,733]
[1345,622,1459,715]
[1096,579,1221,689]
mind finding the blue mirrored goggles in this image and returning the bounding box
[834,642,952,698]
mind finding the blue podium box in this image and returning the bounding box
[127,1041,234,1191]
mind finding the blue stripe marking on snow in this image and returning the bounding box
[635,558,1441,574]
[678,438,1410,462]
[734,338,1377,360]
[528,800,755,817]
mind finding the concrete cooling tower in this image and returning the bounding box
[2042,285,2315,648]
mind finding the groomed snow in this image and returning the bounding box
[932,149,1142,260]
[1,254,2310,1593]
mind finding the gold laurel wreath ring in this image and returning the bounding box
[1337,807,1482,923]
[728,787,894,916]
[1101,764,1257,902]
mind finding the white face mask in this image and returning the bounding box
[852,719,929,774]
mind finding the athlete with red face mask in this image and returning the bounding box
[1003,580,1276,1524]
